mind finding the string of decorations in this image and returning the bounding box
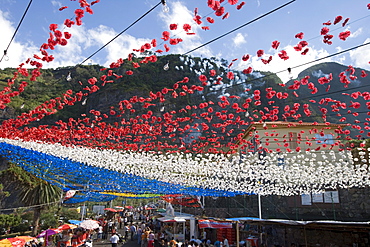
[1,137,369,197]
[0,1,369,200]
[0,138,241,197]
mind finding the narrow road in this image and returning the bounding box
[93,228,139,247]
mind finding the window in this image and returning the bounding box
[324,191,339,203]
[248,136,258,153]
[312,193,324,203]
[289,132,298,150]
[301,194,312,205]
[315,133,334,144]
[301,191,339,205]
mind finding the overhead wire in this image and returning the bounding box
[290,73,370,102]
[5,1,368,125]
[183,0,297,55]
[156,1,229,48]
[0,200,60,212]
[78,1,163,66]
[22,1,164,95]
[202,40,370,95]
[1,2,367,204]
[0,0,33,63]
[171,2,370,99]
[304,14,370,44]
[281,41,370,75]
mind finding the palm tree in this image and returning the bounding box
[19,178,62,236]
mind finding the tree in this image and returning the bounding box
[0,183,10,201]
[0,214,21,235]
[19,179,61,236]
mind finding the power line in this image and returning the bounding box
[78,1,162,65]
[266,41,370,100]
[183,0,297,55]
[0,0,33,63]
[29,1,163,90]
[0,200,60,212]
[205,41,370,95]
[157,1,229,48]
[305,14,370,44]
[282,41,370,75]
[292,76,370,102]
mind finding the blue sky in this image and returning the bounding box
[0,0,369,82]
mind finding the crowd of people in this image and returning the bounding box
[27,210,233,247]
[24,227,94,247]
[100,212,232,247]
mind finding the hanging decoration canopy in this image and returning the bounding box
[101,192,164,198]
[1,137,369,197]
[0,139,241,198]
[64,191,118,204]
[0,0,369,199]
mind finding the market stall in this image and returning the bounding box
[157,211,195,242]
[198,219,236,246]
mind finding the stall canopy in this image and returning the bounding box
[198,219,233,229]
[157,216,186,223]
[158,211,195,223]
[226,218,370,228]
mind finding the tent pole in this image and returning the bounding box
[304,226,308,247]
[236,221,239,247]
[258,194,262,219]
[81,202,86,221]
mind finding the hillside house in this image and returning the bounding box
[233,121,349,164]
[237,121,347,152]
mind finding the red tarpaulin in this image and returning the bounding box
[198,219,233,229]
[161,195,201,208]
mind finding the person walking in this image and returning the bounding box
[97,225,103,241]
[130,224,137,241]
[223,237,229,247]
[123,224,129,241]
[110,232,120,247]
[137,227,142,245]
[141,228,149,247]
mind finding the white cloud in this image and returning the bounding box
[157,1,213,57]
[349,38,370,70]
[51,1,62,8]
[47,23,155,68]
[232,33,247,47]
[0,8,155,69]
[311,70,329,78]
[235,45,332,83]
[49,25,93,68]
[334,46,346,64]
[350,27,363,39]
[87,25,152,67]
[0,10,39,69]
